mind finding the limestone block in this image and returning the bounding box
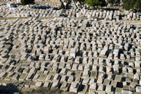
[127,67,133,73]
[60,75,67,82]
[67,57,74,63]
[83,69,89,76]
[111,80,117,87]
[120,54,125,60]
[66,64,72,69]
[89,89,96,94]
[69,82,79,93]
[12,74,19,80]
[59,62,65,69]
[97,78,103,84]
[53,74,60,81]
[78,64,83,71]
[83,57,88,64]
[135,61,141,68]
[19,73,27,81]
[29,68,36,73]
[115,87,122,94]
[115,75,122,81]
[45,75,52,81]
[36,81,43,87]
[99,66,104,72]
[93,51,98,57]
[90,83,97,90]
[0,72,6,77]
[60,82,68,91]
[88,57,93,64]
[130,83,136,89]
[129,62,134,67]
[89,78,95,85]
[103,79,110,85]
[33,74,40,81]
[97,84,105,91]
[67,76,74,83]
[39,54,45,60]
[97,91,106,94]
[26,73,33,80]
[122,67,127,73]
[6,66,13,72]
[113,49,119,56]
[136,86,141,92]
[105,85,112,93]
[30,81,36,88]
[45,55,51,61]
[43,81,50,88]
[70,48,76,58]
[100,49,107,57]
[52,80,59,88]
[122,90,133,94]
[24,80,32,88]
[135,56,140,61]
[82,77,89,84]
[72,64,78,70]
[113,65,119,73]
[108,53,113,59]
[92,65,97,71]
[60,68,67,75]
[38,74,47,81]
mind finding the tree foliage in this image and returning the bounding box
[84,0,107,7]
[134,0,141,10]
[122,0,141,10]
[72,0,141,11]
[107,0,120,5]
[21,0,34,5]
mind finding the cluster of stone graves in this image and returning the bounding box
[0,4,141,21]
[119,10,141,21]
[0,2,141,94]
[0,15,141,93]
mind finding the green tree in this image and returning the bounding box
[84,0,107,7]
[107,0,114,5]
[122,0,141,10]
[122,0,132,10]
[114,0,120,3]
[107,0,120,5]
[134,0,141,11]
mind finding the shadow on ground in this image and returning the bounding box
[0,84,76,94]
[0,84,21,94]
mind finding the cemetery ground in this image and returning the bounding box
[0,2,141,94]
